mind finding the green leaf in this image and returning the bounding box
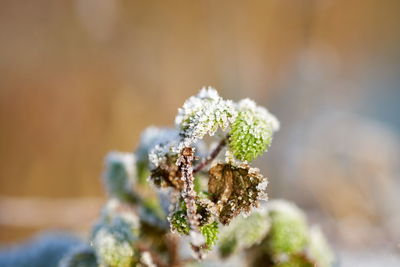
[229,99,279,162]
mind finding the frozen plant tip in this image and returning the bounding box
[59,87,334,266]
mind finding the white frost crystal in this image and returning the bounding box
[175,87,237,146]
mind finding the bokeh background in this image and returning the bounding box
[0,0,399,266]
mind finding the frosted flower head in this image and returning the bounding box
[175,87,237,147]
[229,98,279,162]
[103,152,136,200]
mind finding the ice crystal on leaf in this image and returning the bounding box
[175,87,237,147]
[229,98,279,162]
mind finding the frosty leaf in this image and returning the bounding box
[103,152,137,201]
[200,221,219,249]
[273,254,313,267]
[169,197,215,236]
[208,163,268,225]
[307,226,335,267]
[229,99,279,162]
[218,207,270,258]
[136,126,180,182]
[58,245,97,267]
[263,200,309,261]
[149,153,183,190]
[169,209,190,235]
[175,87,237,146]
[92,226,136,267]
[91,200,140,267]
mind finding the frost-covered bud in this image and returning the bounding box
[307,226,335,267]
[200,221,219,249]
[263,200,308,261]
[229,99,279,162]
[169,209,190,235]
[175,87,237,146]
[208,163,268,225]
[91,200,140,267]
[103,152,136,201]
[58,245,97,267]
[218,207,270,258]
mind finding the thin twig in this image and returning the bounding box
[193,137,227,174]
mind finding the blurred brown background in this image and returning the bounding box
[0,0,399,265]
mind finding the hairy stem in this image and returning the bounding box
[193,137,227,174]
[177,147,199,231]
[177,147,206,259]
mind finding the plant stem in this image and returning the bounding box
[177,147,206,259]
[177,147,199,231]
[193,137,227,174]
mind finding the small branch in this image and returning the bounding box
[193,137,227,174]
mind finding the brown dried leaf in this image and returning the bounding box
[150,154,183,190]
[208,163,268,225]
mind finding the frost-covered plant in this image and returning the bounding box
[55,87,333,266]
